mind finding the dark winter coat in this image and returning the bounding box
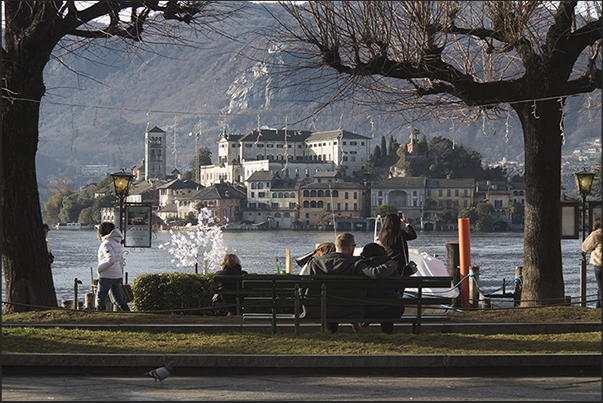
[302,252,398,319]
[380,225,417,276]
[215,264,248,314]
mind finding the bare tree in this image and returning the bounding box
[264,1,602,305]
[2,1,244,313]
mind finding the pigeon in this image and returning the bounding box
[142,360,175,384]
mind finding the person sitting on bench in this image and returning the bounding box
[302,232,398,333]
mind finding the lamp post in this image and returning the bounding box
[111,169,134,241]
[574,168,596,307]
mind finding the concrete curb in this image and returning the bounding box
[3,353,601,377]
[2,321,601,334]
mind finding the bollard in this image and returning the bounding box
[73,278,83,310]
[445,242,461,308]
[458,219,471,309]
[468,266,480,309]
[85,293,96,309]
[286,249,293,274]
[480,293,492,309]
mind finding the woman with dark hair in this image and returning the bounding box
[378,212,417,276]
[215,254,248,315]
[299,242,336,275]
[360,242,404,334]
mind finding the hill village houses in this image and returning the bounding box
[98,125,525,231]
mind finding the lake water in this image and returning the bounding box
[2,229,599,308]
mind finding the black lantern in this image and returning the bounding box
[574,168,596,307]
[111,170,134,238]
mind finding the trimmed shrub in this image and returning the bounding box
[131,272,224,315]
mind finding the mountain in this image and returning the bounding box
[35,2,600,202]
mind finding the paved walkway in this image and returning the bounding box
[3,375,602,401]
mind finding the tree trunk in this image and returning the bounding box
[513,99,565,306]
[2,43,58,312]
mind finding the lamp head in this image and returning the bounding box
[574,168,596,196]
[111,170,134,198]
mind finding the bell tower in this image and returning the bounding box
[145,126,167,180]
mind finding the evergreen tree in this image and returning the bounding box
[380,135,387,158]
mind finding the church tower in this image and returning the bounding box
[145,126,167,180]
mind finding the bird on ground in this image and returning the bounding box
[142,360,175,384]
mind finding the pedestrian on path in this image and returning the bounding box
[582,218,602,308]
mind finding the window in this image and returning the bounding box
[245,143,252,148]
[350,141,357,145]
[354,203,357,211]
[353,192,357,199]
[439,189,443,197]
[267,144,274,148]
[277,144,284,148]
[258,192,266,198]
[455,189,459,197]
[257,144,264,148]
[337,203,341,211]
[250,192,255,198]
[345,203,349,211]
[447,189,451,197]
[272,193,277,198]
[345,192,349,199]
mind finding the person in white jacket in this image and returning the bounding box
[583,218,602,308]
[96,222,130,311]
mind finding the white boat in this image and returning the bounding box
[355,215,459,314]
[54,222,90,230]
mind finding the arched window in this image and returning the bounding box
[378,191,383,196]
[278,192,284,198]
[318,200,324,208]
[257,154,263,160]
[310,190,317,197]
[332,190,339,197]
[303,200,310,208]
[318,190,324,197]
[251,183,257,189]
[303,190,310,197]
[310,201,317,208]
[325,190,330,197]
[272,193,277,198]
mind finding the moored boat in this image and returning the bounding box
[54,222,90,230]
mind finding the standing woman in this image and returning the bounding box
[96,222,130,311]
[582,218,602,308]
[378,212,417,276]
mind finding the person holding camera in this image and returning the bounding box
[378,212,417,277]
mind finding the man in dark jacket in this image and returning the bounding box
[303,232,398,333]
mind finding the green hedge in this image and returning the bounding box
[131,273,224,315]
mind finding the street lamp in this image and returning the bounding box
[111,169,134,239]
[574,168,596,307]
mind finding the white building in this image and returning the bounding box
[198,128,371,187]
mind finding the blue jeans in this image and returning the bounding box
[97,277,130,311]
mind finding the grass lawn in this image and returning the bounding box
[2,307,601,355]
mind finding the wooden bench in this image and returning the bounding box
[213,274,456,334]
